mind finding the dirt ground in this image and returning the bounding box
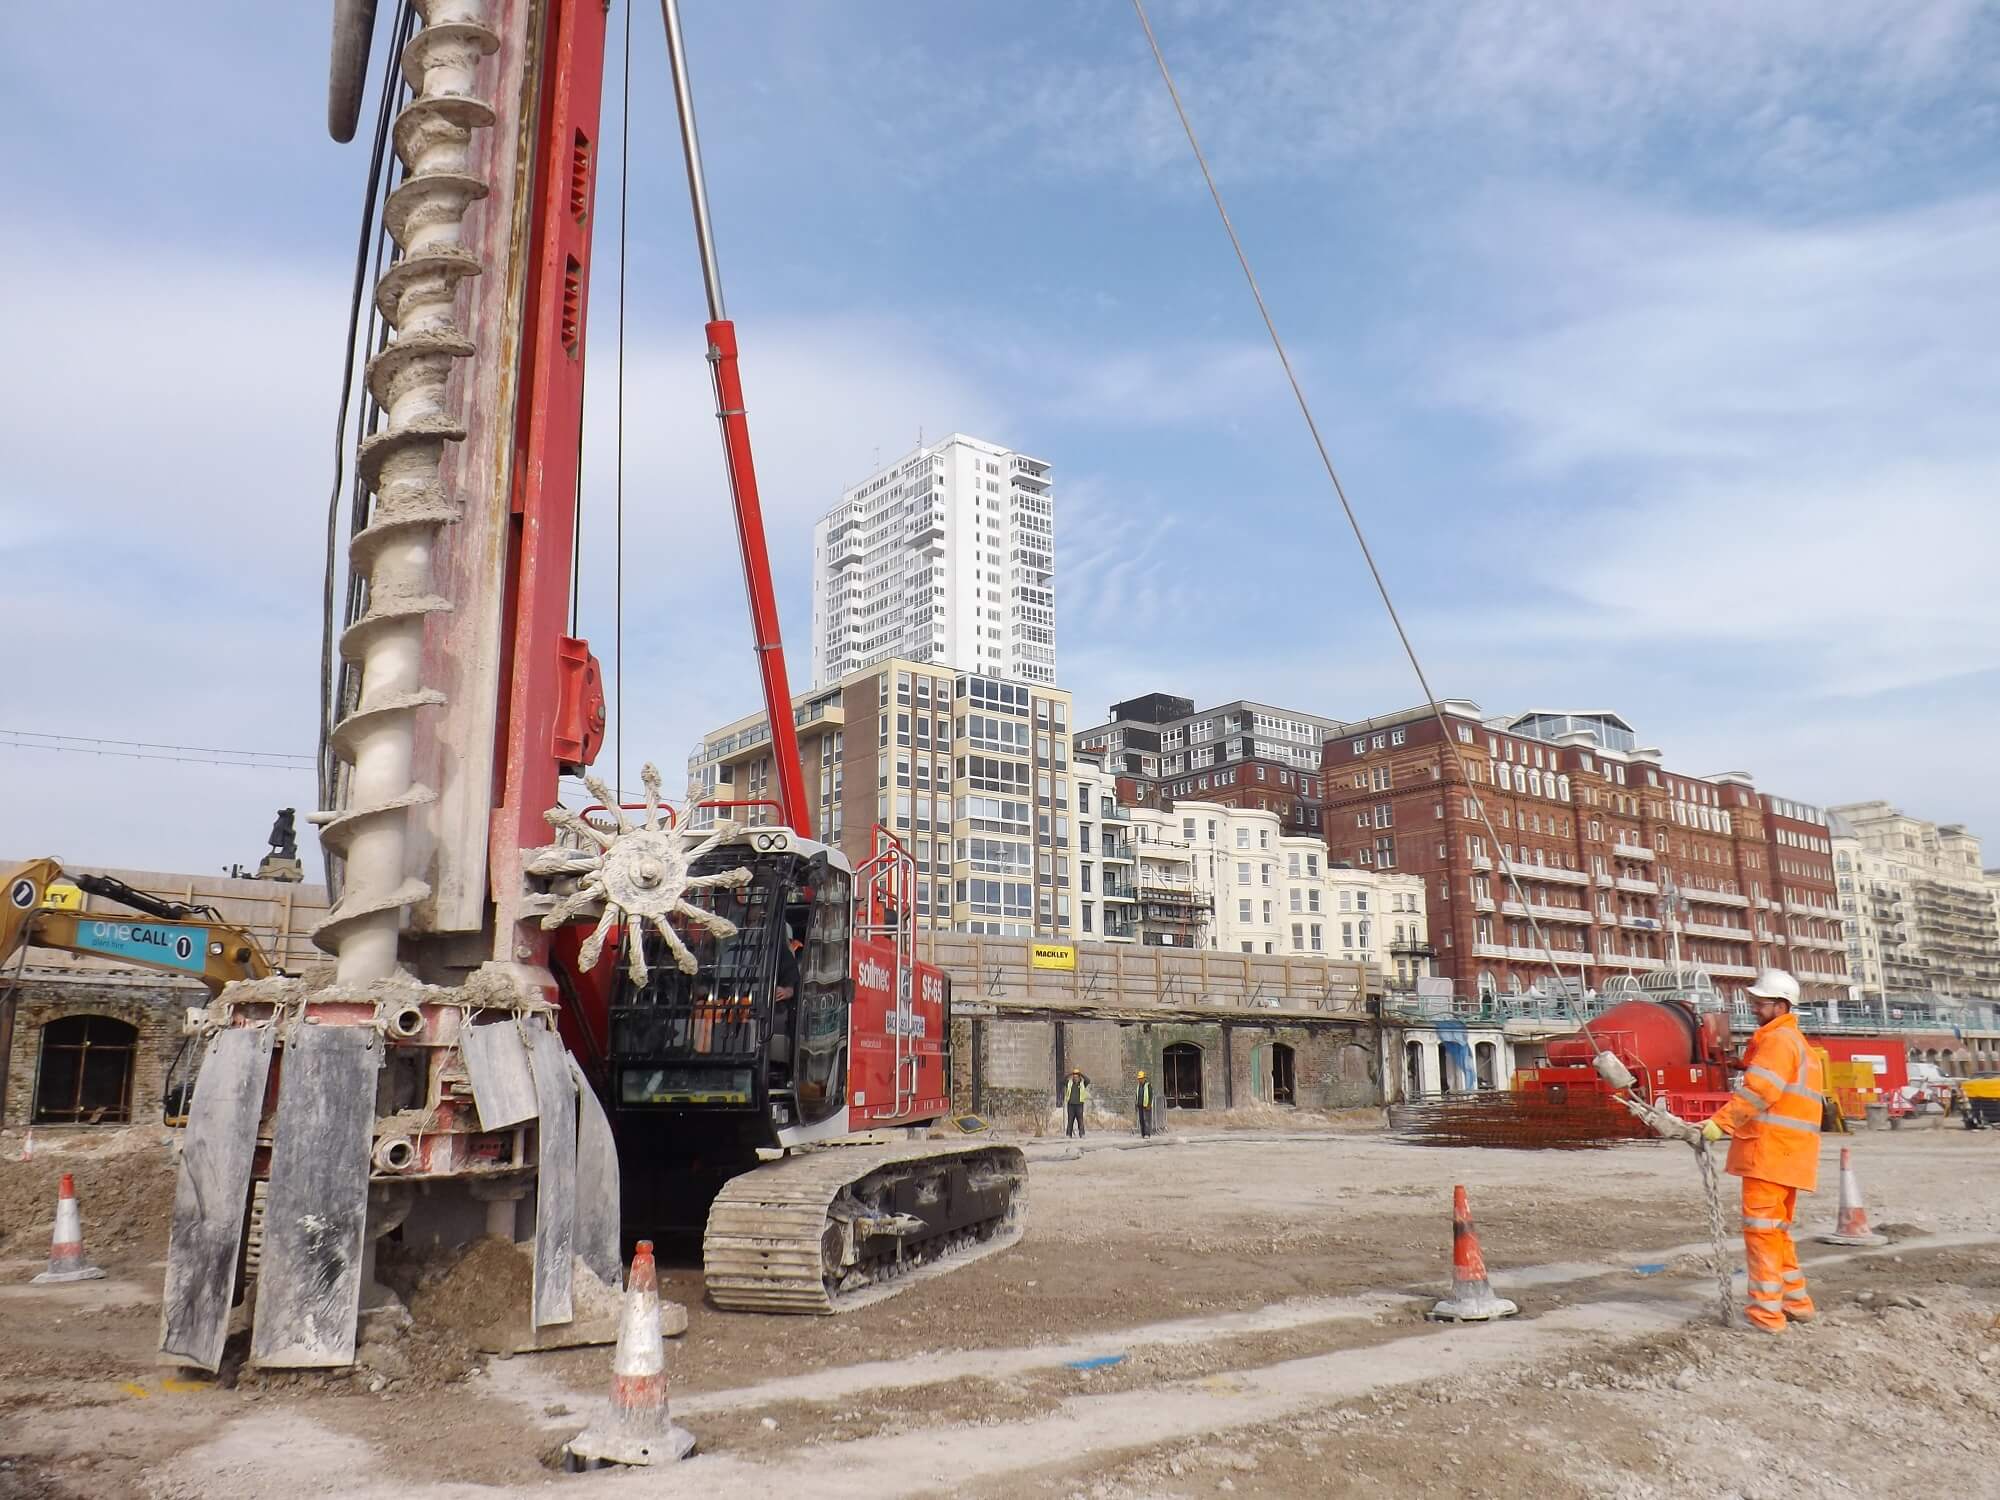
[2,1117,1997,1499]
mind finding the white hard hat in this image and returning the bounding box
[1747,968,1801,1005]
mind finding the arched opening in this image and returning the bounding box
[1475,1040,1498,1090]
[1162,1042,1204,1110]
[1439,1042,1468,1094]
[1270,1042,1296,1106]
[33,1014,138,1125]
[1405,1040,1425,1098]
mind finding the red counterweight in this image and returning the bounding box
[1524,999,1736,1125]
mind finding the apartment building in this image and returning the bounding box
[1070,755,1426,984]
[1832,802,2000,1000]
[1324,703,1846,1005]
[1074,692,1340,837]
[686,659,1076,940]
[809,434,1054,689]
[1073,757,1210,947]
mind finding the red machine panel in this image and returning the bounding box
[845,935,949,1128]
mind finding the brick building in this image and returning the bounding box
[1321,704,1846,1006]
[1,864,328,1129]
[1074,692,1339,837]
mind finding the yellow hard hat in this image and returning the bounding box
[1137,1069,1147,1078]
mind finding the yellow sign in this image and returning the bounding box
[1030,943,1076,972]
[41,883,83,911]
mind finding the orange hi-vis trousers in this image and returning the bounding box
[1742,1177,1814,1331]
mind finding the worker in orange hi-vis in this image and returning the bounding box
[1701,968,1824,1333]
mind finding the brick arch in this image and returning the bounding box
[5,981,192,1129]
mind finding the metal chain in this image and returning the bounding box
[1694,1144,1734,1326]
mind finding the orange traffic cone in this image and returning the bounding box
[32,1174,107,1284]
[1815,1146,1888,1247]
[562,1242,695,1468]
[1427,1184,1518,1322]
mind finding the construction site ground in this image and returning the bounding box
[3,1113,1997,1499]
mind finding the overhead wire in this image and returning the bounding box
[1129,0,1605,1051]
[2,731,313,772]
[615,0,633,805]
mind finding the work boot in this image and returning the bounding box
[1783,1304,1817,1323]
[1746,1316,1787,1335]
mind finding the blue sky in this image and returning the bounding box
[3,1,1997,876]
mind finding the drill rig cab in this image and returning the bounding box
[555,820,1023,1314]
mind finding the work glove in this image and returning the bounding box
[1700,1119,1725,1144]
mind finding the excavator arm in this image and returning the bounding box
[2,858,276,996]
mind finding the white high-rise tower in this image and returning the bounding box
[810,434,1055,688]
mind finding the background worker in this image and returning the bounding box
[1062,1067,1090,1138]
[1136,1069,1155,1138]
[1702,968,1824,1332]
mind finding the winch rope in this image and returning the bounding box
[614,0,633,804]
[1130,0,1604,1051]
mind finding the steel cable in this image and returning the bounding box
[615,0,633,803]
[1129,0,1603,1050]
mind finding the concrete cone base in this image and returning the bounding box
[1427,1291,1518,1322]
[32,1266,107,1285]
[1816,1231,1888,1247]
[562,1423,697,1469]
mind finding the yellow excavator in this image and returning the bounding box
[1,858,279,1123]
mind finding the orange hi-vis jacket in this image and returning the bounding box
[1710,1011,1824,1192]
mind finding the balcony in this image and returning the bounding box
[1507,944,1587,963]
[1473,894,1496,913]
[1709,963,1758,979]
[1500,900,1594,926]
[1526,865,1593,887]
[1102,879,1137,902]
[1619,914,1661,931]
[1470,941,1509,960]
[1595,873,1615,888]
[1100,840,1134,863]
[1684,920,1750,941]
[1615,877,1658,894]
[1493,859,1590,887]
[1469,853,1493,871]
[1687,889,1749,909]
[1610,843,1656,862]
[1597,952,1665,971]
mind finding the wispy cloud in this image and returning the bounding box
[1028,0,2000,191]
[1428,186,2000,698]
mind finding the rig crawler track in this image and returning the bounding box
[703,1139,1028,1314]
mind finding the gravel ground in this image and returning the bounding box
[2,1120,1995,1499]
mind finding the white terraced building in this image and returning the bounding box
[1072,757,1430,987]
[810,434,1055,689]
